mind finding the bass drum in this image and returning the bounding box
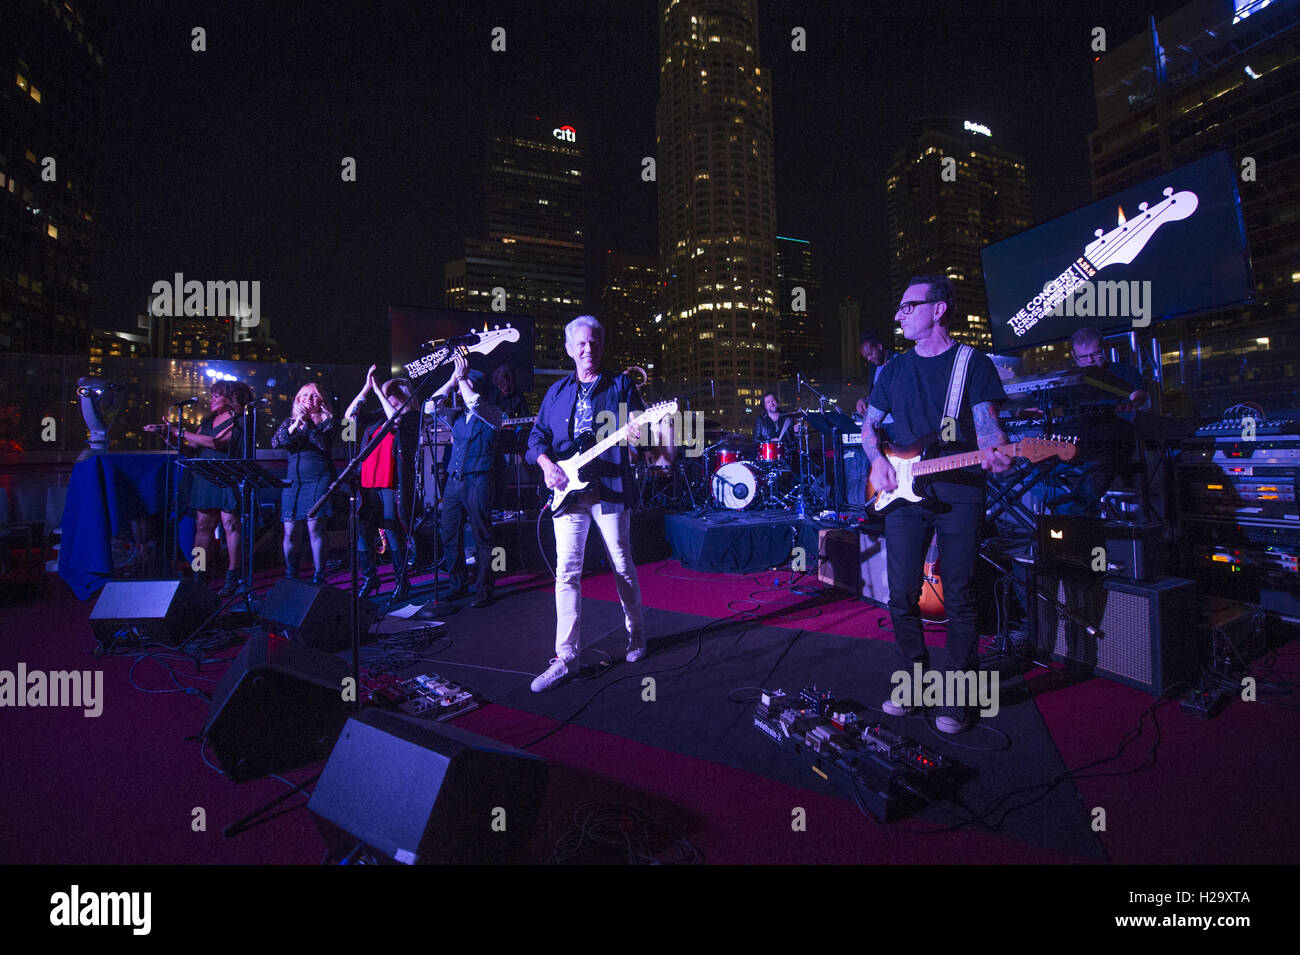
[712,461,765,510]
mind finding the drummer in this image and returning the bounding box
[752,393,800,446]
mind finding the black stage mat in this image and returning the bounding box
[366,586,1105,859]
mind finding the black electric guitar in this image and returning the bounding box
[546,400,678,516]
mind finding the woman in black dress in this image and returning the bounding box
[147,379,252,595]
[273,383,337,584]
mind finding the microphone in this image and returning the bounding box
[171,397,201,406]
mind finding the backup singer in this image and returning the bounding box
[147,379,252,596]
[273,383,337,584]
[862,276,1010,735]
[526,315,668,692]
[429,354,501,608]
[345,366,418,602]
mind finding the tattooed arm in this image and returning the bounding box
[861,405,886,464]
[862,405,898,493]
[973,401,1012,473]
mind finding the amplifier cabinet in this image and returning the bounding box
[818,528,889,606]
[1028,573,1201,695]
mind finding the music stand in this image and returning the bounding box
[175,458,286,646]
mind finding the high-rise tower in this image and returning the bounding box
[885,118,1030,350]
[657,0,779,429]
[445,114,585,373]
[0,0,104,355]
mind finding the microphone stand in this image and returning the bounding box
[165,400,189,580]
[308,350,459,708]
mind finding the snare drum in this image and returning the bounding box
[758,441,782,462]
[713,449,741,473]
[712,461,765,510]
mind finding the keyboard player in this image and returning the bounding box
[1045,327,1150,516]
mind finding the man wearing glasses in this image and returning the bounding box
[1047,327,1150,515]
[860,275,1011,734]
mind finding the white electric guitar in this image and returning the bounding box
[402,325,520,381]
[547,400,679,516]
[867,435,1078,515]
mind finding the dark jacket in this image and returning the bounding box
[526,372,644,509]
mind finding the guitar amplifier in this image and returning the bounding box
[1038,516,1166,581]
[1028,572,1200,695]
[818,528,889,606]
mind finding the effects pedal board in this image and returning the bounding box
[358,671,479,721]
[753,684,966,822]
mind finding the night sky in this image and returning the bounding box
[91,0,1191,367]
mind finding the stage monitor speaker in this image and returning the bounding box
[1029,573,1200,695]
[818,528,889,606]
[308,707,548,864]
[89,578,218,646]
[202,633,351,782]
[257,578,379,652]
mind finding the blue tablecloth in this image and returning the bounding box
[59,453,177,599]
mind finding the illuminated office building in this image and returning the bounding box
[445,114,585,374]
[885,118,1031,350]
[657,0,780,429]
[600,253,661,391]
[776,235,823,387]
[0,0,103,355]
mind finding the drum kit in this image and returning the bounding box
[703,412,826,512]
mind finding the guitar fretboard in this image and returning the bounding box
[910,442,1020,477]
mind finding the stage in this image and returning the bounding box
[1,547,1296,867]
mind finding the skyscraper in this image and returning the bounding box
[600,252,661,389]
[657,0,779,429]
[776,235,823,386]
[1090,0,1300,415]
[885,118,1031,350]
[0,0,104,355]
[445,114,585,374]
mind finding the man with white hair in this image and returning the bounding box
[526,315,667,691]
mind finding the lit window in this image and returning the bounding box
[30,86,41,103]
[47,223,58,239]
[16,73,27,91]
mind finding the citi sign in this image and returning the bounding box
[552,125,577,142]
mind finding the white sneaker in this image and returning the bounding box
[626,634,646,663]
[530,657,571,693]
[881,699,919,717]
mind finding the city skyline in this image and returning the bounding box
[71,0,1192,369]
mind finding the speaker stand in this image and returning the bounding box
[223,771,322,838]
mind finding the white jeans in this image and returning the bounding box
[552,490,644,662]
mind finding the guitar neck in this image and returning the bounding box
[573,422,638,469]
[909,443,1019,477]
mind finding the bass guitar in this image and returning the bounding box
[866,435,1077,516]
[546,400,679,516]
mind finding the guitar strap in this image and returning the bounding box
[941,344,975,433]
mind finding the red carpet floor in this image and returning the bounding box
[2,559,1297,868]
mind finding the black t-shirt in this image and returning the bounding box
[867,344,1007,502]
